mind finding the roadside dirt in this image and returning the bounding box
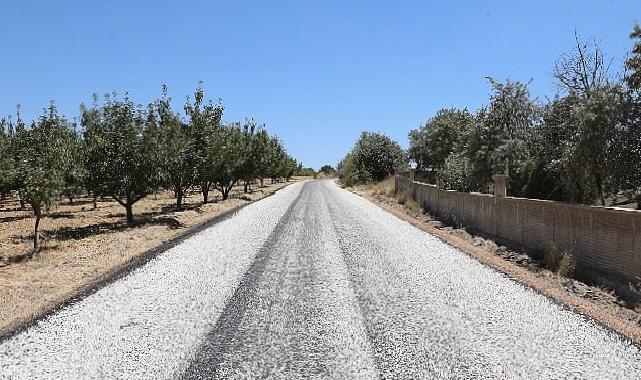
[0,180,297,336]
[351,182,641,345]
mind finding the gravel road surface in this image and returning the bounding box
[1,180,640,379]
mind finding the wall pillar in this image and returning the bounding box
[492,174,508,197]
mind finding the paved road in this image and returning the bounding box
[1,180,640,379]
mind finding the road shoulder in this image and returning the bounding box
[348,184,641,346]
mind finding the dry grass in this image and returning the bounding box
[545,245,576,277]
[395,190,422,214]
[0,181,294,336]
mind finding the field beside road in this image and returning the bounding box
[0,180,297,336]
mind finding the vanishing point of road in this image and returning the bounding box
[1,180,640,379]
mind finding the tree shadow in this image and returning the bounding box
[155,203,203,215]
[48,216,185,241]
[48,212,76,220]
[0,214,31,223]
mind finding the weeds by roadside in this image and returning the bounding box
[545,245,576,278]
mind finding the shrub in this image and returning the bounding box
[545,245,575,277]
[337,132,407,185]
[558,252,576,277]
[436,154,475,192]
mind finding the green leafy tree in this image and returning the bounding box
[436,154,474,192]
[625,23,641,95]
[319,165,335,175]
[82,93,152,224]
[14,104,72,248]
[620,23,641,207]
[459,79,540,195]
[338,132,407,185]
[0,118,16,200]
[148,85,194,209]
[62,125,86,204]
[184,86,224,204]
[211,123,245,200]
[408,108,473,171]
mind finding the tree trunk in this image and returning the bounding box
[125,203,133,224]
[596,172,606,206]
[260,178,264,187]
[1,192,6,200]
[19,193,25,210]
[222,187,230,200]
[125,193,134,224]
[33,204,42,250]
[202,184,209,204]
[93,194,98,210]
[176,186,183,210]
[69,196,73,205]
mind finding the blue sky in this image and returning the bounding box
[0,1,639,169]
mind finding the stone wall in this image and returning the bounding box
[396,175,641,283]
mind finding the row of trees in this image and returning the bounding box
[0,86,298,248]
[408,25,641,207]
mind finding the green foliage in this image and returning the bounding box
[147,85,194,209]
[398,26,641,207]
[0,83,299,254]
[13,104,74,248]
[296,167,316,177]
[62,127,86,203]
[82,93,153,223]
[460,78,540,195]
[436,154,474,192]
[408,108,473,171]
[338,132,407,185]
[184,86,224,203]
[625,23,641,94]
[0,118,16,199]
[319,165,336,175]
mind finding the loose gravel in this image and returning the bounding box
[0,182,304,379]
[1,180,640,379]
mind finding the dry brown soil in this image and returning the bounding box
[0,180,299,336]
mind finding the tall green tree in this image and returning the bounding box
[14,104,72,248]
[82,94,152,224]
[62,124,86,204]
[147,85,194,209]
[625,23,641,95]
[337,131,407,185]
[184,86,224,204]
[456,79,540,194]
[0,118,16,200]
[408,108,473,171]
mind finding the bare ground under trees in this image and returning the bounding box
[0,179,300,336]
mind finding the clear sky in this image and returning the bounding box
[1,1,639,169]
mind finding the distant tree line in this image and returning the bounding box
[408,25,641,207]
[0,85,298,248]
[339,24,641,208]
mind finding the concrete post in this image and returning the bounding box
[492,174,508,197]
